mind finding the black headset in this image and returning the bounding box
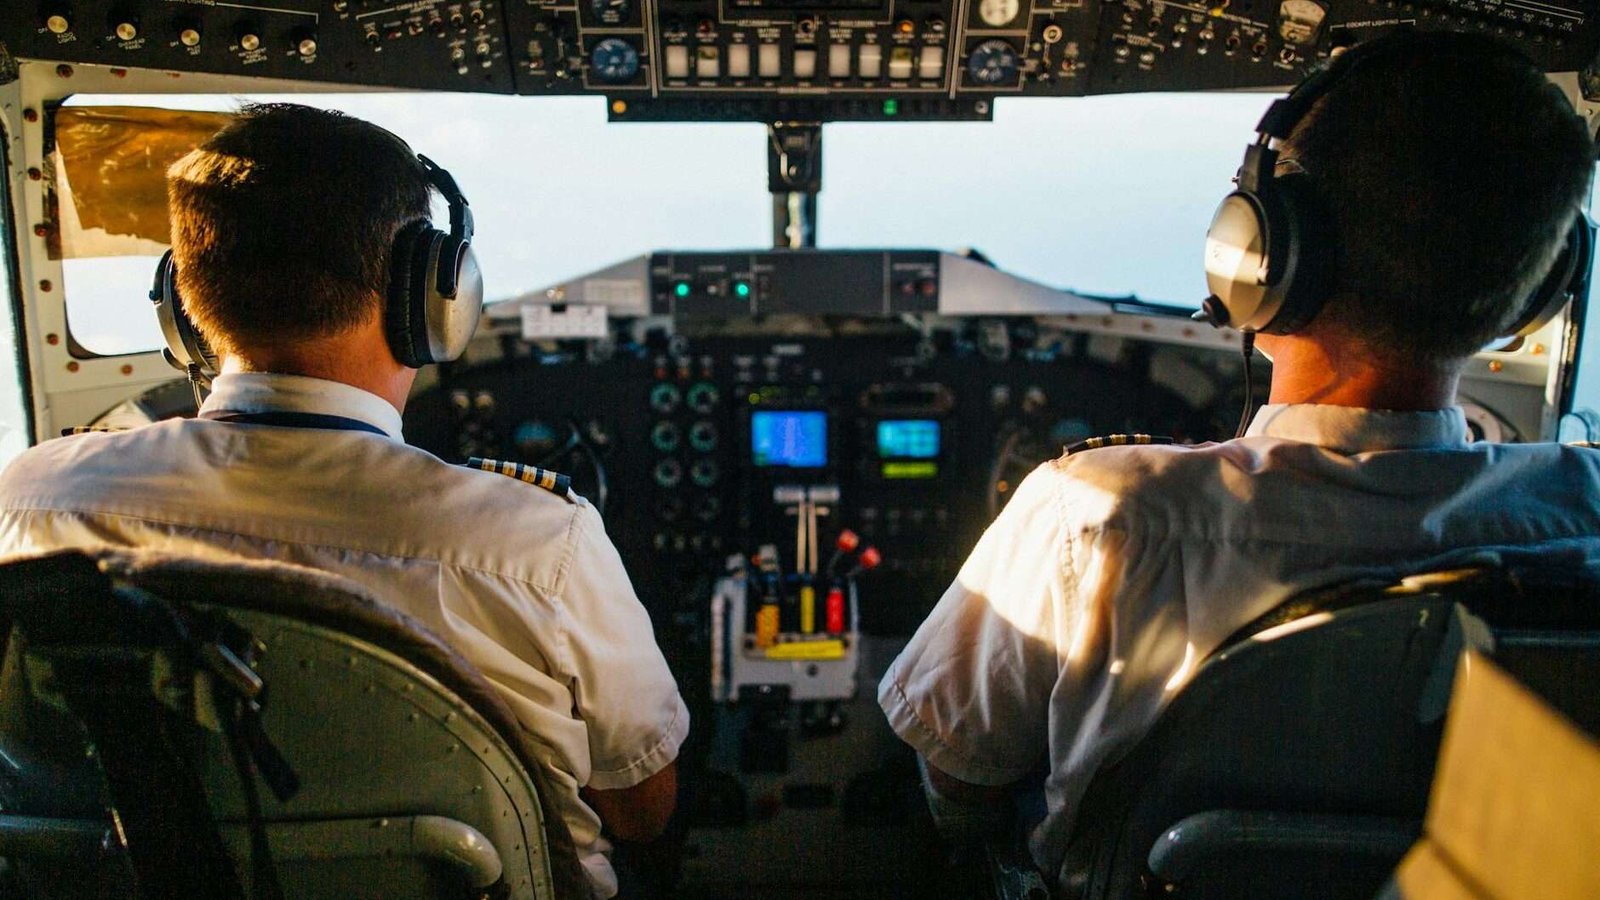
[1198,37,1595,340]
[151,153,484,383]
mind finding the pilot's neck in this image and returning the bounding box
[1255,331,1461,411]
[218,317,417,415]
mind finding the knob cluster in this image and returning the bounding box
[37,4,320,56]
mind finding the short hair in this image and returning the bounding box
[166,103,431,354]
[1283,31,1595,364]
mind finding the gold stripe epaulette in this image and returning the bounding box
[1063,433,1176,456]
[466,457,579,504]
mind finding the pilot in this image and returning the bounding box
[0,104,684,899]
[878,30,1600,889]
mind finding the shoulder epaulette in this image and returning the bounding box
[1063,433,1175,456]
[466,457,580,504]
[61,425,129,437]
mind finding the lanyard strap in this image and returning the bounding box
[200,410,390,437]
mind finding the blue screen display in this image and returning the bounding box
[876,420,941,459]
[751,411,828,467]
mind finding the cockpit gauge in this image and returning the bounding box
[1278,0,1327,45]
[967,40,1021,85]
[590,38,642,83]
[977,0,1021,28]
[590,0,632,26]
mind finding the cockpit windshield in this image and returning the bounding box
[57,92,1267,356]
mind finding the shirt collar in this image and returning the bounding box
[1244,403,1470,453]
[200,372,405,441]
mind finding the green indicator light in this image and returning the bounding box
[674,282,691,298]
[735,281,751,298]
[883,99,899,116]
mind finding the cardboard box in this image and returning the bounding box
[1394,651,1600,900]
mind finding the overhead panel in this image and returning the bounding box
[3,0,1596,118]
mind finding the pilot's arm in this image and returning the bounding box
[560,501,691,842]
[583,761,677,842]
[878,466,1076,835]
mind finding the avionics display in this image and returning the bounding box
[876,420,940,459]
[752,411,829,468]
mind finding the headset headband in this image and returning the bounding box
[419,154,473,243]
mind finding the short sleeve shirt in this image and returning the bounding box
[879,403,1600,889]
[0,372,689,899]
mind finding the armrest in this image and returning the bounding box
[1146,810,1419,884]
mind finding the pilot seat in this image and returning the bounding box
[1054,557,1600,900]
[0,547,589,900]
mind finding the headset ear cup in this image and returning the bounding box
[430,242,483,364]
[151,250,219,381]
[1504,215,1593,339]
[1260,172,1335,336]
[386,220,435,368]
[1203,191,1276,330]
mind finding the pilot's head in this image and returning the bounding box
[1276,31,1594,368]
[166,103,432,365]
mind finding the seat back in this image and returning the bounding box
[0,549,588,900]
[1064,562,1600,900]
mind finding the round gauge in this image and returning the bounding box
[590,38,641,83]
[978,0,1020,27]
[590,0,631,25]
[1278,0,1326,44]
[967,40,1021,85]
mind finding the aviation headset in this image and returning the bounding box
[151,153,484,382]
[1198,37,1595,339]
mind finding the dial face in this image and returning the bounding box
[590,38,641,83]
[1278,0,1326,43]
[978,0,1020,27]
[590,0,631,25]
[967,40,1020,85]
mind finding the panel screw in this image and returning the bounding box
[66,361,79,373]
[26,168,41,181]
[56,64,74,79]
[38,280,52,292]
[22,109,38,123]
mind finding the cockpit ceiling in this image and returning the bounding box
[3,0,1596,121]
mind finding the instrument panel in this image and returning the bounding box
[403,322,1248,632]
[4,0,1596,119]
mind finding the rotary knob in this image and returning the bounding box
[966,39,1020,85]
[235,21,262,51]
[109,6,140,41]
[42,3,73,34]
[175,18,202,48]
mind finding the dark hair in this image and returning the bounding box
[166,102,431,354]
[1284,31,1595,364]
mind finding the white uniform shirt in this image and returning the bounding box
[0,372,689,899]
[879,403,1600,889]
